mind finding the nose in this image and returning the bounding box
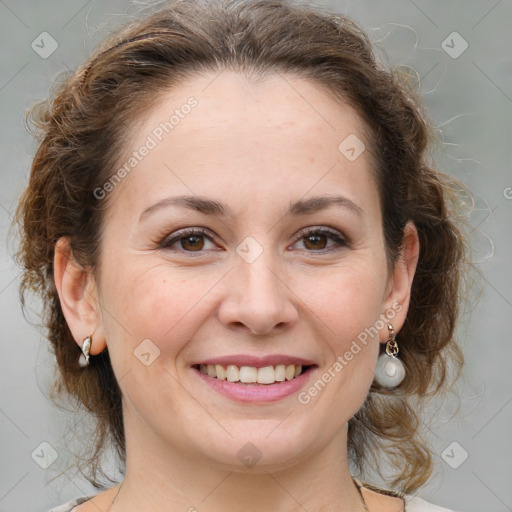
[217,254,299,336]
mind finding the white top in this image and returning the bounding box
[48,494,459,511]
[406,495,458,511]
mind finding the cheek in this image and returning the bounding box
[99,260,220,350]
[295,270,384,421]
[295,258,386,408]
[300,259,388,343]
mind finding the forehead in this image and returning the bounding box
[104,69,378,221]
[158,70,368,147]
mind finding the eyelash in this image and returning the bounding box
[158,226,348,254]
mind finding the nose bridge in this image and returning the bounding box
[235,233,283,295]
[218,243,298,334]
[240,252,283,303]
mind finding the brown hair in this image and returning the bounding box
[14,0,471,493]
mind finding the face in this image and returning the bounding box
[92,70,402,471]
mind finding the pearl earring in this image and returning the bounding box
[79,335,92,367]
[375,323,405,388]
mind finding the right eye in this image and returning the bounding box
[159,228,218,253]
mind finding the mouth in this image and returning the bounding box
[192,363,316,385]
[190,354,318,402]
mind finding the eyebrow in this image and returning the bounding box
[138,194,364,222]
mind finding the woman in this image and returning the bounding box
[15,0,470,510]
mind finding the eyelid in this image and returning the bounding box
[294,225,345,240]
[158,227,219,250]
[291,226,348,249]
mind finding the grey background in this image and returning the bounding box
[1,1,511,511]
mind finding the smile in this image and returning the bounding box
[194,363,313,385]
[191,362,317,403]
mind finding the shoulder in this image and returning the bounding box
[47,483,120,511]
[47,495,96,512]
[47,491,459,512]
[405,495,460,512]
[356,480,460,512]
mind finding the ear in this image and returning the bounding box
[381,221,420,342]
[53,237,106,355]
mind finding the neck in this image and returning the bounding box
[110,413,366,512]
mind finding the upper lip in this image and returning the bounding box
[192,354,317,367]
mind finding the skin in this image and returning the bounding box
[54,70,419,512]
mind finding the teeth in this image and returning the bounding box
[198,363,307,384]
[226,365,239,382]
[275,364,286,381]
[215,364,226,380]
[239,366,258,383]
[257,366,275,384]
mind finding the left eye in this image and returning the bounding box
[291,228,347,252]
[159,227,347,254]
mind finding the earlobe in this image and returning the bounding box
[382,221,420,338]
[53,237,106,356]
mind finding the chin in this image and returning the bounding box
[190,425,321,474]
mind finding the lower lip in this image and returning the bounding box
[192,366,316,403]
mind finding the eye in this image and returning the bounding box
[158,226,348,254]
[291,227,348,252]
[159,228,218,252]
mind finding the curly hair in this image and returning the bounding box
[14,0,471,494]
